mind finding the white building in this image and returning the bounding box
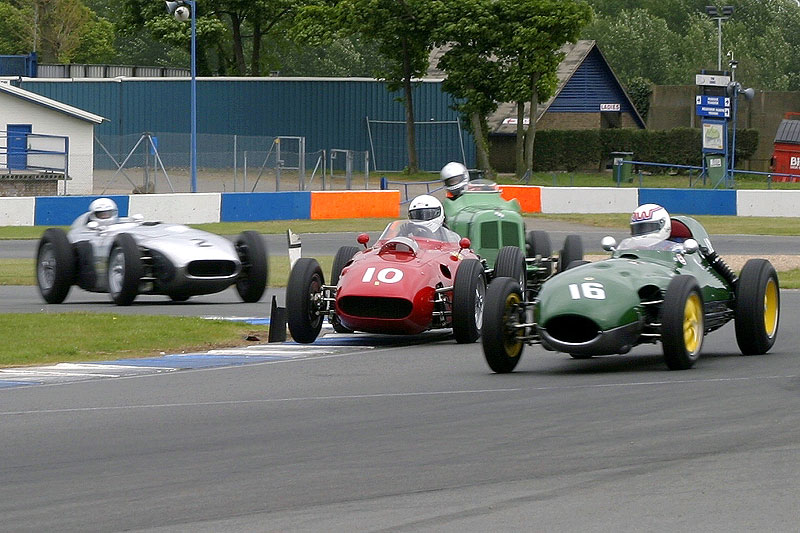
[0,82,104,195]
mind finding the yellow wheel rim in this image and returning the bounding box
[503,292,523,358]
[764,278,778,338]
[683,293,703,354]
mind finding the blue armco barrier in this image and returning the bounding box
[638,189,736,216]
[220,192,310,222]
[34,195,130,226]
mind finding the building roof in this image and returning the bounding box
[428,40,646,134]
[0,82,105,124]
[774,116,800,145]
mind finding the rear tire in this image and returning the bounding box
[661,275,704,370]
[74,241,97,291]
[735,259,779,355]
[235,231,268,303]
[331,246,360,286]
[494,246,526,290]
[482,277,525,373]
[36,228,75,304]
[108,233,143,306]
[452,259,486,344]
[526,230,552,276]
[557,234,584,273]
[286,258,325,343]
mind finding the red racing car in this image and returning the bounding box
[286,220,486,344]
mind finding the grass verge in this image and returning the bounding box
[0,313,267,367]
[4,213,800,240]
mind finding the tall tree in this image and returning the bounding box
[0,2,31,54]
[436,0,591,178]
[294,0,438,173]
[25,0,114,62]
[495,0,592,177]
[433,0,502,175]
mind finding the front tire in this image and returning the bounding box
[108,233,143,306]
[661,275,704,370]
[452,259,486,344]
[286,258,325,344]
[36,228,75,304]
[482,277,525,373]
[235,231,268,303]
[735,259,780,355]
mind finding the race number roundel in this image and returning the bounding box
[361,267,404,284]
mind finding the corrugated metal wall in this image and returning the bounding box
[17,78,475,172]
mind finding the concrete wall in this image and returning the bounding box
[0,91,95,195]
[540,187,639,214]
[737,190,800,217]
[128,193,221,224]
[0,197,34,225]
[0,187,795,226]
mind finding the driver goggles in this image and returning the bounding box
[630,221,663,236]
[409,207,441,222]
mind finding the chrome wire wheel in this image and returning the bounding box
[108,247,126,297]
[37,242,56,291]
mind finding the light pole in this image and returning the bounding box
[727,78,754,184]
[165,0,197,193]
[705,5,734,71]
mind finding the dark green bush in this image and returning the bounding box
[530,127,758,172]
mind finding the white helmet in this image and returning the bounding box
[440,161,469,198]
[630,203,671,240]
[408,194,444,233]
[89,197,118,224]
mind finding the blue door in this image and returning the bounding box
[8,124,31,170]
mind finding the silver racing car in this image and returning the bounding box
[36,198,269,305]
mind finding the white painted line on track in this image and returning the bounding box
[1,374,797,416]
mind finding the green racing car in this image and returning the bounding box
[481,206,780,372]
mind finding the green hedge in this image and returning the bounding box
[531,128,759,172]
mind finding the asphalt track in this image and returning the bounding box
[0,294,799,531]
[1,224,799,531]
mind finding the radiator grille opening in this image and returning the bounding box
[544,315,600,344]
[187,260,237,278]
[338,296,413,319]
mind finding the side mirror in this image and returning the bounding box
[132,214,144,222]
[682,238,699,254]
[357,233,370,248]
[87,221,99,230]
[601,236,617,251]
[459,237,471,250]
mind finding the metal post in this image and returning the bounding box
[190,0,197,193]
[346,150,353,189]
[299,137,306,191]
[276,139,281,191]
[730,89,738,187]
[365,151,370,189]
[233,134,237,192]
[243,151,247,191]
[716,17,722,71]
